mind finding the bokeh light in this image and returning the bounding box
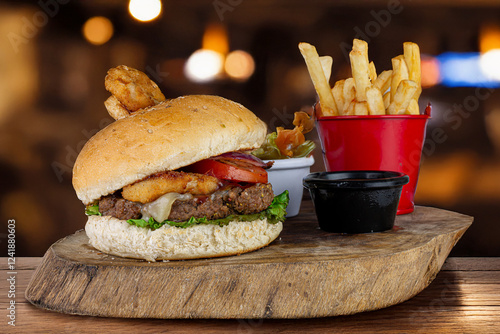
[224,50,255,81]
[184,49,224,83]
[480,49,500,81]
[437,52,500,87]
[420,56,441,87]
[480,24,500,53]
[202,23,229,55]
[128,0,162,22]
[82,16,114,45]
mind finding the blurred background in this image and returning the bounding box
[1,0,499,257]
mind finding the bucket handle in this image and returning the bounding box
[425,102,432,117]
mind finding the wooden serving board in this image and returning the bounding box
[25,206,472,319]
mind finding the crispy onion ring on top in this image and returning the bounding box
[105,65,166,113]
[122,171,220,204]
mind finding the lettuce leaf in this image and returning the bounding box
[85,204,101,216]
[250,132,282,160]
[264,190,289,224]
[250,132,315,159]
[293,140,316,158]
[128,216,210,229]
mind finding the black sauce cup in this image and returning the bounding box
[303,171,410,233]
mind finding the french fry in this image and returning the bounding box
[383,91,391,109]
[366,87,385,115]
[319,56,333,83]
[332,79,345,114]
[344,100,356,115]
[403,42,421,100]
[352,39,369,63]
[390,55,409,103]
[374,70,392,93]
[299,42,338,116]
[354,101,369,115]
[369,61,377,83]
[298,39,423,118]
[343,78,356,113]
[350,50,370,101]
[387,80,418,115]
[406,98,420,115]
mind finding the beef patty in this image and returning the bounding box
[99,195,142,220]
[98,183,274,222]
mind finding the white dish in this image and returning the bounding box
[265,156,315,217]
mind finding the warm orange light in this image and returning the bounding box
[202,23,229,55]
[82,16,113,45]
[480,24,500,53]
[479,24,500,82]
[421,56,441,88]
[224,50,255,81]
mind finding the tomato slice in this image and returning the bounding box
[185,157,268,183]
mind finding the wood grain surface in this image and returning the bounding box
[24,206,472,319]
[1,257,498,333]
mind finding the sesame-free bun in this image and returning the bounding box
[73,95,267,204]
[85,215,283,261]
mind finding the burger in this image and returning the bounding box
[73,94,289,262]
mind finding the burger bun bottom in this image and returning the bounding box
[85,215,283,262]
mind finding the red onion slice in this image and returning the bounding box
[215,152,268,168]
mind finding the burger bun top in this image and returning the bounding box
[72,95,267,204]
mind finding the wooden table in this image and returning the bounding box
[1,257,499,333]
[3,199,500,332]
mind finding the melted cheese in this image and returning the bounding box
[141,193,192,222]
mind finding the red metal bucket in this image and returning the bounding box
[316,106,430,214]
